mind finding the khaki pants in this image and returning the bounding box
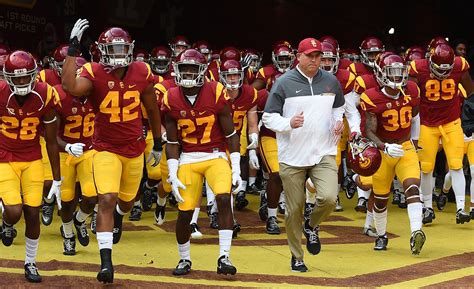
[279,155,338,260]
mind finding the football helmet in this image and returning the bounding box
[0,44,11,80]
[320,41,339,74]
[97,27,134,68]
[429,43,455,80]
[169,35,191,57]
[89,42,101,63]
[241,48,262,73]
[347,137,382,177]
[320,35,340,53]
[272,44,295,73]
[51,44,69,76]
[359,37,384,67]
[427,36,449,51]
[150,46,172,74]
[219,47,241,63]
[192,40,212,63]
[374,53,408,89]
[404,46,425,63]
[219,59,243,90]
[133,48,150,62]
[3,50,38,97]
[173,49,207,88]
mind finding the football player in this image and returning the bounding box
[361,53,426,254]
[162,49,241,276]
[409,43,473,224]
[1,50,62,282]
[61,19,163,283]
[349,37,385,77]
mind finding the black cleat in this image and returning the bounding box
[398,192,407,209]
[112,210,124,244]
[190,223,203,239]
[235,191,249,210]
[342,174,357,199]
[374,235,388,251]
[128,205,142,221]
[335,196,343,212]
[410,230,426,255]
[304,202,315,223]
[266,216,280,235]
[141,183,156,212]
[392,190,401,205]
[209,212,219,229]
[258,193,268,221]
[154,204,166,225]
[1,222,16,246]
[41,199,55,226]
[90,210,97,235]
[217,255,237,275]
[278,200,286,215]
[24,263,42,283]
[247,183,261,195]
[173,259,192,276]
[168,194,178,207]
[303,220,321,255]
[60,226,76,255]
[355,197,368,213]
[232,221,241,239]
[422,208,436,224]
[436,193,447,211]
[470,209,474,220]
[73,212,90,247]
[456,209,471,224]
[290,256,308,272]
[97,249,114,283]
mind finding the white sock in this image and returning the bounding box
[249,177,256,186]
[337,184,341,193]
[268,207,277,218]
[157,196,167,206]
[206,181,216,206]
[342,157,348,176]
[211,201,218,214]
[443,171,452,193]
[239,180,248,192]
[94,204,98,213]
[357,187,370,200]
[306,188,316,204]
[470,165,474,211]
[134,200,141,207]
[407,202,423,232]
[62,220,74,238]
[450,169,466,211]
[373,210,388,236]
[178,241,191,261]
[25,237,39,264]
[97,232,113,250]
[421,172,433,208]
[116,204,126,216]
[279,191,285,203]
[364,210,374,228]
[191,208,200,224]
[75,208,90,223]
[218,230,233,258]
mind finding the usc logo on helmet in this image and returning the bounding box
[359,157,371,169]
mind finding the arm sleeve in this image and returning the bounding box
[262,112,292,133]
[410,113,420,140]
[344,91,362,134]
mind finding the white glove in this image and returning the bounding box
[147,149,162,167]
[246,133,259,149]
[384,143,405,158]
[230,152,242,194]
[47,179,62,210]
[248,149,260,170]
[70,18,89,42]
[65,143,85,157]
[167,159,185,203]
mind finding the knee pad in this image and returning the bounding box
[405,184,422,201]
[420,161,435,174]
[447,158,463,170]
[373,194,389,212]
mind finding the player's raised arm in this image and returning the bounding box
[61,18,93,96]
